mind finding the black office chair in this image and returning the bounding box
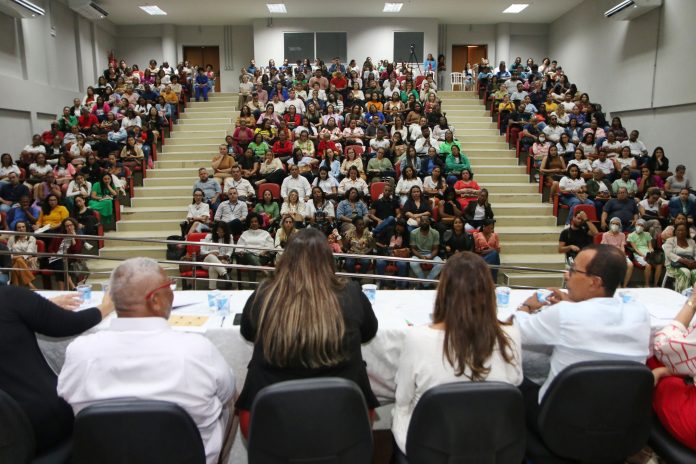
[248,377,373,464]
[0,388,71,464]
[405,381,526,464]
[71,399,205,464]
[526,360,653,464]
[649,413,696,464]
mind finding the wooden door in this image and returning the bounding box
[451,45,468,74]
[467,45,488,69]
[183,46,221,92]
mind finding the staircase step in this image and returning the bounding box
[445,117,495,124]
[460,142,509,150]
[171,130,228,139]
[475,182,537,193]
[184,106,238,113]
[131,196,192,207]
[99,246,167,259]
[487,193,541,203]
[162,144,220,153]
[490,203,552,215]
[179,112,237,120]
[117,219,183,232]
[148,168,202,178]
[173,124,234,132]
[467,157,518,166]
[501,253,566,271]
[135,186,195,197]
[177,118,233,125]
[496,226,563,243]
[499,241,560,254]
[494,215,556,227]
[159,152,216,160]
[166,137,225,146]
[468,165,525,174]
[121,207,187,220]
[156,160,215,169]
[144,177,198,187]
[503,272,565,288]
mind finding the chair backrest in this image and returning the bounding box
[185,232,208,255]
[573,204,598,222]
[450,72,463,86]
[538,361,653,462]
[248,378,373,464]
[0,388,35,463]
[345,145,365,158]
[72,399,205,464]
[415,75,425,88]
[593,232,603,244]
[370,181,386,202]
[258,183,281,201]
[405,381,525,464]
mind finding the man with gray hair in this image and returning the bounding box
[58,258,236,464]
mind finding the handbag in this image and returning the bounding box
[68,260,89,283]
[392,248,410,258]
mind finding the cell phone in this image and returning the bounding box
[232,313,242,326]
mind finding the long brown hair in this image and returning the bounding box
[254,227,346,368]
[432,252,516,380]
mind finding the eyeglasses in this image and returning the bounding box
[144,279,176,301]
[568,265,591,277]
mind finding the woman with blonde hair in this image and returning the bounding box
[392,252,523,458]
[236,227,379,438]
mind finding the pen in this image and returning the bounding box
[405,319,413,326]
[220,316,226,327]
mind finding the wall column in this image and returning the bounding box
[161,24,177,64]
[495,22,510,66]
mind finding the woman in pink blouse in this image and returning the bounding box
[474,218,500,281]
[652,285,696,451]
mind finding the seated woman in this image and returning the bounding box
[33,171,63,205]
[287,147,319,183]
[200,221,234,290]
[65,172,92,210]
[340,147,366,180]
[236,227,379,438]
[338,166,369,198]
[627,218,664,288]
[274,214,298,250]
[248,132,270,159]
[236,213,274,288]
[651,286,696,452]
[237,147,261,183]
[664,165,691,199]
[342,216,375,275]
[474,218,502,282]
[182,188,210,235]
[423,165,446,210]
[662,223,696,293]
[336,187,369,235]
[33,194,69,232]
[27,153,52,186]
[374,218,410,289]
[552,164,587,208]
[0,287,112,456]
[0,152,20,184]
[7,221,38,289]
[636,165,664,199]
[53,155,76,186]
[71,194,99,236]
[312,166,340,201]
[253,189,280,231]
[395,166,424,207]
[453,169,480,210]
[46,217,84,291]
[280,189,306,227]
[255,150,285,186]
[443,216,474,258]
[601,216,634,288]
[567,148,593,180]
[293,130,315,158]
[403,186,431,232]
[464,189,494,230]
[444,145,471,186]
[212,143,236,185]
[89,173,117,225]
[306,186,336,233]
[392,251,522,458]
[438,187,464,229]
[540,146,567,202]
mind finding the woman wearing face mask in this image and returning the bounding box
[627,219,664,287]
[601,216,633,288]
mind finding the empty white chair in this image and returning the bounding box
[450,72,463,91]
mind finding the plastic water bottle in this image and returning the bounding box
[215,293,230,317]
[207,290,220,309]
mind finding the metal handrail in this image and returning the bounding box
[0,230,565,289]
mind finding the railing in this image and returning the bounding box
[0,230,566,289]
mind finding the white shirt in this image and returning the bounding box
[200,234,233,257]
[284,97,305,114]
[515,297,651,400]
[392,325,523,454]
[305,200,335,219]
[591,158,615,176]
[280,175,312,200]
[187,202,210,220]
[237,228,273,255]
[559,177,586,192]
[312,176,339,194]
[395,178,424,205]
[338,177,369,196]
[542,124,565,143]
[568,159,592,173]
[223,177,255,200]
[57,318,236,464]
[414,136,440,154]
[621,139,648,157]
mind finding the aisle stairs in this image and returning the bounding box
[439,90,565,287]
[86,93,240,286]
[86,91,564,288]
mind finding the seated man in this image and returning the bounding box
[214,187,248,236]
[409,216,443,288]
[0,172,30,214]
[669,188,696,224]
[193,167,221,209]
[558,209,598,265]
[280,164,312,201]
[58,258,236,464]
[223,166,255,204]
[515,244,651,430]
[601,186,638,231]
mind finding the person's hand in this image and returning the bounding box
[97,291,115,318]
[50,293,82,310]
[520,293,546,312]
[601,221,608,230]
[546,288,570,305]
[569,245,580,253]
[652,366,670,386]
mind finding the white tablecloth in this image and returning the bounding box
[37,287,688,402]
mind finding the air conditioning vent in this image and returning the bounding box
[604,0,662,20]
[68,0,108,20]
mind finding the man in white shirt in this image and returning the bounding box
[214,187,248,235]
[58,258,236,464]
[270,94,285,115]
[414,126,440,155]
[591,150,615,177]
[560,93,576,112]
[369,128,390,155]
[542,115,565,143]
[382,78,400,99]
[223,166,255,204]
[510,82,528,102]
[284,89,306,114]
[280,164,312,201]
[514,245,650,427]
[620,130,648,157]
[601,130,622,157]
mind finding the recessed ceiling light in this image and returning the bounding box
[266,3,287,13]
[503,3,529,13]
[383,2,403,13]
[139,5,167,15]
